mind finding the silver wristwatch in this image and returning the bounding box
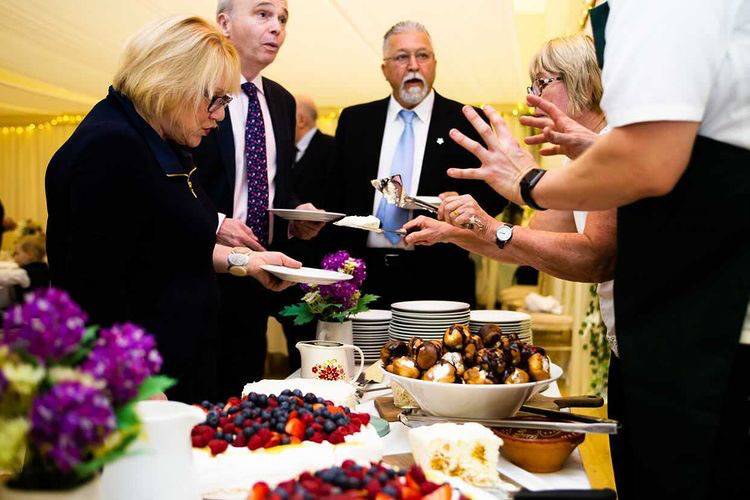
[495,224,514,249]
[227,248,252,277]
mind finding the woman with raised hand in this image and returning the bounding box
[405,34,617,350]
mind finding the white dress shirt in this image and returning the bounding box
[295,127,318,163]
[217,74,277,242]
[368,90,435,249]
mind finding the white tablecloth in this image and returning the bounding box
[286,370,591,491]
[0,261,28,308]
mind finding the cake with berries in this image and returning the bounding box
[242,379,357,408]
[191,389,383,498]
[409,423,502,487]
[248,461,460,500]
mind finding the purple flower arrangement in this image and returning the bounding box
[0,288,173,490]
[281,250,378,324]
[82,323,163,405]
[2,287,87,363]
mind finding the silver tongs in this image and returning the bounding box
[398,408,619,435]
[371,174,439,213]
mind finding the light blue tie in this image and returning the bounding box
[377,109,416,244]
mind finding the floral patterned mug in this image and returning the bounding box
[296,340,365,383]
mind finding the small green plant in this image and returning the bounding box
[579,284,610,396]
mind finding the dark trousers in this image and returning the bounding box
[215,275,315,399]
[609,345,750,499]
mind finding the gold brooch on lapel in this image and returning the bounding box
[436,137,444,145]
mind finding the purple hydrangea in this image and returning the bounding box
[319,280,359,308]
[1,288,87,363]
[320,250,367,288]
[82,323,162,405]
[30,381,116,473]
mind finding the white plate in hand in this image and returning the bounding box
[260,265,353,285]
[268,209,345,222]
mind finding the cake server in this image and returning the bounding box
[371,174,439,213]
[517,405,616,425]
[524,394,603,410]
[398,410,619,435]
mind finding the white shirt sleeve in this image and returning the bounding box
[216,212,226,234]
[601,0,731,128]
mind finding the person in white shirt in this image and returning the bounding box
[404,34,618,352]
[326,21,504,308]
[444,1,749,497]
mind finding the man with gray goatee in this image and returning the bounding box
[325,21,506,308]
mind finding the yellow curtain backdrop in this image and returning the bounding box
[0,122,79,251]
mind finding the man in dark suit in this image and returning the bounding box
[326,21,507,308]
[292,96,336,208]
[193,0,325,394]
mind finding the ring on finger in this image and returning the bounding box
[467,215,485,231]
[450,210,461,218]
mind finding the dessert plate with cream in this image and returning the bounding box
[333,215,406,235]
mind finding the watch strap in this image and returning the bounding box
[520,168,548,211]
[495,223,514,249]
[228,248,251,276]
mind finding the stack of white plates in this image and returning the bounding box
[351,310,391,363]
[469,310,533,343]
[389,300,470,342]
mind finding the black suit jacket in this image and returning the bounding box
[193,77,298,248]
[293,130,336,208]
[45,88,220,401]
[326,91,507,251]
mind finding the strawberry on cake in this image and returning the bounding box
[191,389,383,499]
[248,461,461,500]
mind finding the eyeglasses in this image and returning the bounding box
[383,50,434,66]
[527,76,563,96]
[207,94,232,114]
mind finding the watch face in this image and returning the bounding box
[228,253,250,267]
[496,225,512,241]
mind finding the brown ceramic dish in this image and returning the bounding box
[493,419,585,473]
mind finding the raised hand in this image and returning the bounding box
[440,194,495,240]
[520,95,601,159]
[447,105,538,205]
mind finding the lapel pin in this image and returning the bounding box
[436,137,444,145]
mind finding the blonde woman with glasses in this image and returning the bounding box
[45,15,300,402]
[404,34,616,333]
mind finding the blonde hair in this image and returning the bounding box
[113,15,240,142]
[529,34,602,117]
[16,235,46,262]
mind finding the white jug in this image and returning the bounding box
[296,340,365,383]
[101,400,205,500]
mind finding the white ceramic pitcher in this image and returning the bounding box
[101,400,205,500]
[296,340,365,383]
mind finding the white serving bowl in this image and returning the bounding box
[379,362,562,419]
